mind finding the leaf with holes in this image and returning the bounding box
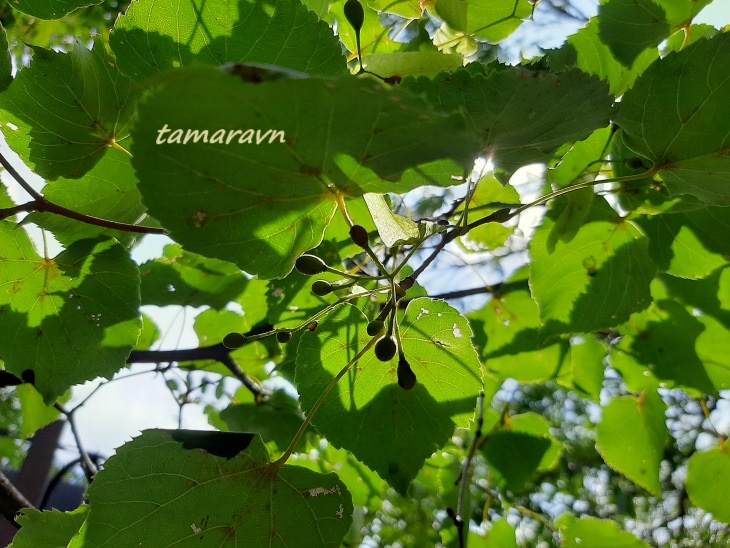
[0,223,141,404]
[11,506,88,548]
[67,430,353,547]
[296,300,482,492]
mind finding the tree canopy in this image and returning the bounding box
[0,0,729,546]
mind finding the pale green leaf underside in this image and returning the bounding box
[70,430,353,547]
[616,33,730,205]
[364,193,442,247]
[130,68,478,279]
[0,224,141,403]
[0,43,136,181]
[296,300,482,492]
[110,0,347,80]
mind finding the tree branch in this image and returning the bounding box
[0,471,33,528]
[54,404,98,482]
[128,343,270,401]
[0,152,167,235]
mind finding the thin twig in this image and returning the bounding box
[128,343,270,401]
[0,471,33,528]
[0,151,166,235]
[53,403,98,482]
[452,390,486,548]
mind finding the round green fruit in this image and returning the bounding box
[311,280,333,296]
[295,254,327,275]
[223,332,247,349]
[276,331,292,343]
[366,320,385,336]
[344,0,365,32]
[397,356,417,390]
[374,336,397,362]
[349,224,369,249]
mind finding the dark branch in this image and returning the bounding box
[128,342,270,401]
[0,471,33,528]
[0,152,167,235]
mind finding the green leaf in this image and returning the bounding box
[461,174,519,251]
[636,207,730,280]
[0,42,136,180]
[27,153,148,247]
[611,300,727,393]
[556,514,650,547]
[140,244,248,309]
[659,267,730,328]
[16,384,63,439]
[362,52,463,78]
[481,412,562,493]
[686,445,730,524]
[0,23,11,93]
[110,0,346,80]
[191,309,273,381]
[8,0,102,19]
[293,443,385,508]
[434,0,534,43]
[364,193,442,247]
[134,314,160,351]
[468,520,518,547]
[482,431,551,493]
[596,391,669,497]
[11,506,88,548]
[598,0,670,67]
[664,24,717,54]
[0,227,141,404]
[548,127,613,188]
[296,300,482,492]
[366,0,423,19]
[530,217,656,338]
[402,64,613,177]
[130,67,478,279]
[695,315,730,392]
[220,390,306,450]
[549,18,658,96]
[470,274,568,383]
[654,0,713,26]
[69,430,353,547]
[570,337,606,401]
[615,33,730,205]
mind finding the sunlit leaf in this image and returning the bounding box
[69,430,353,547]
[596,391,668,497]
[0,225,141,404]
